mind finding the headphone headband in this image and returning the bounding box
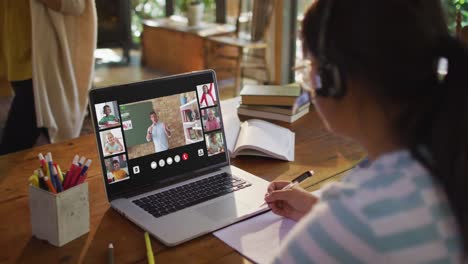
[318,0,333,64]
[315,0,346,98]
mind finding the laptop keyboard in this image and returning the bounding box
[132,172,252,218]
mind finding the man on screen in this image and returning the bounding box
[111,160,128,181]
[146,111,172,153]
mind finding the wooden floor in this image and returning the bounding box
[0,48,237,144]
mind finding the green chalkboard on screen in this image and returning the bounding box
[120,101,153,147]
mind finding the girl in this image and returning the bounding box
[205,109,221,131]
[104,132,124,155]
[265,0,467,262]
[99,105,120,127]
[199,84,216,107]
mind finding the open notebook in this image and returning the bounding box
[214,189,322,263]
[221,98,295,161]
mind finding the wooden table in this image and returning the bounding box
[0,107,365,263]
[141,16,235,74]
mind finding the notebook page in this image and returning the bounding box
[220,97,242,154]
[235,119,294,161]
[213,190,322,263]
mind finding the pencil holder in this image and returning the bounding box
[28,182,90,247]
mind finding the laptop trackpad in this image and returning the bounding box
[194,197,250,222]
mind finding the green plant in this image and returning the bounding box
[442,0,468,32]
[176,0,214,13]
[131,0,166,43]
[129,0,216,43]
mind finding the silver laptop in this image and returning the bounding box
[89,70,269,246]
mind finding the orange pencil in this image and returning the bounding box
[44,176,57,194]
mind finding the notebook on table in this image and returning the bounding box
[89,70,270,246]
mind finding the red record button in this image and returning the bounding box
[182,153,189,161]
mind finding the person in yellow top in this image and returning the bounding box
[0,0,96,155]
[111,160,129,181]
[0,0,37,153]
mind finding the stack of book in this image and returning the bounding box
[237,83,310,123]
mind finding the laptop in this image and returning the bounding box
[89,70,270,246]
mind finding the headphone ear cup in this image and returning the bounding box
[330,64,345,97]
[316,63,345,98]
[315,68,326,96]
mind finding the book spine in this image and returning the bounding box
[237,107,309,123]
[241,95,297,106]
[237,107,291,123]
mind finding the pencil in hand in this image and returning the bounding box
[260,170,315,207]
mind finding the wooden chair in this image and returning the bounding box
[207,0,274,95]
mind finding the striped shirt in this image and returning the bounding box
[271,150,462,263]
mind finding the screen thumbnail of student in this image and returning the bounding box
[95,101,121,130]
[104,154,130,184]
[206,131,225,156]
[100,127,126,157]
[119,91,201,160]
[196,82,217,108]
[202,107,221,132]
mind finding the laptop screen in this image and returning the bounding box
[89,71,229,200]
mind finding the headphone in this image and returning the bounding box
[315,0,346,98]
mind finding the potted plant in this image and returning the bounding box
[442,0,468,33]
[185,0,204,26]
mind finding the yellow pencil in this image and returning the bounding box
[56,164,64,182]
[144,232,155,264]
[29,175,39,187]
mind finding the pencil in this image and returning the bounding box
[37,169,47,190]
[29,175,39,187]
[108,243,114,264]
[44,176,57,194]
[260,170,315,207]
[55,163,64,182]
[144,232,155,264]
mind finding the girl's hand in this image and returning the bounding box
[264,181,319,221]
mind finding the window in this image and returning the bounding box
[295,0,315,81]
